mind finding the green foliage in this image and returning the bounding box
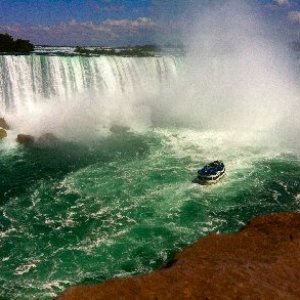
[0,33,34,53]
[74,46,88,54]
[14,39,34,52]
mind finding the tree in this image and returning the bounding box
[0,33,34,53]
[14,39,34,52]
[0,33,15,52]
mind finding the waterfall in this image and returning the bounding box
[0,55,180,115]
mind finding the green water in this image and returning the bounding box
[0,127,300,299]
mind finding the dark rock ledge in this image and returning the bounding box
[57,212,300,299]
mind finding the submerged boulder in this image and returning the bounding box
[110,125,130,134]
[0,118,10,130]
[16,134,34,144]
[0,128,7,139]
[38,132,58,143]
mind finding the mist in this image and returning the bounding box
[158,2,298,130]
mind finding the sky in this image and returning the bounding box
[0,0,299,46]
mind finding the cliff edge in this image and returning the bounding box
[58,212,300,299]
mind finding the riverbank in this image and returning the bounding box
[57,212,300,299]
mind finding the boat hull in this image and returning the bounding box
[193,169,225,185]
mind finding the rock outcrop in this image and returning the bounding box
[16,134,35,144]
[0,128,7,139]
[37,132,58,143]
[110,125,130,134]
[58,212,300,300]
[0,117,10,130]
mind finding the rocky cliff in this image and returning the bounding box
[58,212,300,299]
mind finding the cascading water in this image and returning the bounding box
[0,54,180,138]
[0,55,179,113]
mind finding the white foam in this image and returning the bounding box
[15,262,38,275]
[153,128,280,173]
[2,256,10,262]
[0,227,17,239]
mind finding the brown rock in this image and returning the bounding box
[57,213,300,300]
[0,128,7,139]
[16,134,34,144]
[0,117,10,130]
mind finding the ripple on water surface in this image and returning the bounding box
[0,128,300,299]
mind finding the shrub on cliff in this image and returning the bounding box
[0,33,34,53]
[74,46,89,54]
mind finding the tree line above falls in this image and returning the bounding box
[0,33,34,53]
[74,45,161,57]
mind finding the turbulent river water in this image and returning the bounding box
[0,52,300,299]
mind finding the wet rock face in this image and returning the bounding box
[0,118,10,130]
[0,128,7,139]
[37,133,58,143]
[109,125,130,134]
[58,213,300,300]
[16,134,35,144]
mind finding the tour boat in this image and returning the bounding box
[193,160,225,184]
